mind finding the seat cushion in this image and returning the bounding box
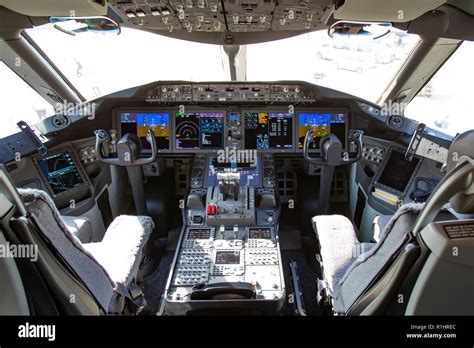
[83,215,154,286]
[312,215,374,294]
[62,215,93,243]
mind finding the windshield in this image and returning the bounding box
[247,30,419,102]
[27,25,418,102]
[27,25,229,100]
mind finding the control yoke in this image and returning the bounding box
[94,129,158,215]
[303,129,363,166]
[94,129,157,166]
[303,129,363,215]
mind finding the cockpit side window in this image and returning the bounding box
[404,41,474,136]
[0,61,55,139]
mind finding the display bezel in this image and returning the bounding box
[241,108,296,153]
[33,147,90,199]
[295,108,350,153]
[114,108,173,153]
[372,146,423,197]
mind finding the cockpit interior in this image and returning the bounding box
[0,0,474,328]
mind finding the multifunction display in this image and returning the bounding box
[376,148,420,194]
[298,112,347,150]
[175,111,224,150]
[244,112,293,150]
[120,111,170,150]
[215,251,241,264]
[36,150,85,196]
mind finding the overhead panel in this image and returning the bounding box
[109,0,333,32]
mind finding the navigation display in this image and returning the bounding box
[175,111,224,150]
[37,150,85,196]
[120,111,170,150]
[244,112,293,150]
[298,112,347,150]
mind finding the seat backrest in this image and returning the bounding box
[333,203,424,314]
[18,188,120,313]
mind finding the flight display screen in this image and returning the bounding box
[298,112,347,150]
[120,111,170,150]
[175,111,224,150]
[377,149,420,194]
[215,251,241,264]
[37,150,84,196]
[244,112,293,150]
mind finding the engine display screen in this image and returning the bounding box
[175,111,224,150]
[120,111,170,150]
[215,251,241,264]
[37,150,84,196]
[244,112,293,150]
[298,112,347,150]
[377,149,420,194]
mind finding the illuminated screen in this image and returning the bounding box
[175,111,224,149]
[120,111,170,150]
[37,151,84,196]
[215,251,240,264]
[378,149,420,193]
[298,112,347,150]
[244,112,293,150]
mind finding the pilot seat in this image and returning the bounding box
[312,130,474,315]
[15,188,154,314]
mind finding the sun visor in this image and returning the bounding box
[334,0,446,23]
[0,0,108,17]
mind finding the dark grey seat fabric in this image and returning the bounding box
[312,203,424,314]
[18,188,154,313]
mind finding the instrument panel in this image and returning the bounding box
[115,107,350,154]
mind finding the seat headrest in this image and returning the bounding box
[446,129,474,214]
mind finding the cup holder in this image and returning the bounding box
[363,164,377,178]
[86,164,101,179]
